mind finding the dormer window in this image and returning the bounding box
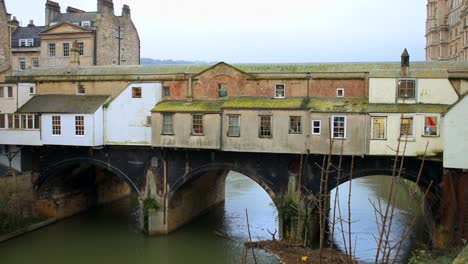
[275,84,285,98]
[398,79,416,99]
[336,88,344,97]
[19,39,34,47]
[81,21,91,27]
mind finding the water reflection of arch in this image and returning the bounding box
[168,163,276,201]
[37,157,140,195]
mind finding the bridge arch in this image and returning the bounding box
[37,157,140,195]
[168,162,276,201]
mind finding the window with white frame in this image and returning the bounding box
[312,120,321,135]
[400,116,414,137]
[332,115,346,139]
[52,115,61,135]
[424,115,439,136]
[275,84,285,98]
[49,43,56,57]
[398,79,416,99]
[63,43,70,57]
[19,39,33,47]
[218,83,228,98]
[81,21,91,27]
[32,58,39,67]
[75,116,84,135]
[162,113,174,135]
[289,116,302,134]
[19,58,26,70]
[78,42,84,56]
[371,117,387,139]
[227,115,240,137]
[20,114,27,129]
[336,88,344,97]
[259,115,272,137]
[192,114,204,135]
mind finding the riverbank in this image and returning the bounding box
[245,240,357,264]
[0,218,56,243]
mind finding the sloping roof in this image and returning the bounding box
[367,104,451,113]
[12,26,46,40]
[17,94,109,114]
[222,97,309,109]
[15,61,468,78]
[152,101,223,113]
[308,98,368,113]
[11,26,46,47]
[51,12,97,23]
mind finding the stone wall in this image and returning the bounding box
[0,0,10,72]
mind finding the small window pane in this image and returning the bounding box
[312,120,321,135]
[75,116,84,135]
[227,115,240,137]
[132,87,142,98]
[63,43,70,57]
[49,43,56,57]
[372,117,386,139]
[332,116,346,139]
[424,116,438,136]
[162,114,174,134]
[398,79,416,99]
[52,115,61,135]
[400,117,413,136]
[275,84,285,98]
[289,116,302,134]
[259,115,272,137]
[218,83,228,98]
[192,114,204,135]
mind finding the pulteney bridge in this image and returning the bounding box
[29,145,444,243]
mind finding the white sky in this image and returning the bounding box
[5,0,427,63]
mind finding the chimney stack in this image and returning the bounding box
[97,0,114,14]
[9,16,19,29]
[401,48,410,77]
[66,6,85,13]
[45,0,60,26]
[27,19,35,27]
[69,40,80,68]
[122,4,130,17]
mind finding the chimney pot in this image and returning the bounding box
[27,19,35,27]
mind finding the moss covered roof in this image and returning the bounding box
[221,97,309,109]
[367,104,450,113]
[152,100,223,112]
[308,98,369,112]
[14,61,468,78]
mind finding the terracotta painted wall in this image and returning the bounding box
[311,79,367,97]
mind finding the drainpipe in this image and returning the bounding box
[188,75,192,100]
[219,112,223,150]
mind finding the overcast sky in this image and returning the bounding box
[5,0,427,63]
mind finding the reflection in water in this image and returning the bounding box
[330,176,425,264]
[0,171,279,264]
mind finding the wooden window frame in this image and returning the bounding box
[75,115,85,136]
[274,84,285,98]
[132,87,142,98]
[289,116,302,134]
[397,79,416,99]
[371,116,387,140]
[161,113,174,135]
[331,115,347,139]
[192,114,204,135]
[52,115,61,135]
[227,115,240,137]
[312,120,321,135]
[259,115,272,138]
[49,43,56,57]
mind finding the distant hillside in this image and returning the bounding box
[141,58,213,66]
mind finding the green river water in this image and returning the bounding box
[0,173,424,264]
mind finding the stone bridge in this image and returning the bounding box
[28,145,444,242]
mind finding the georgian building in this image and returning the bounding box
[426,0,468,61]
[0,0,140,75]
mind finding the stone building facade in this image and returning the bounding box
[0,0,140,75]
[426,0,468,61]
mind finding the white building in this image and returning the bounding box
[17,94,109,146]
[105,82,162,145]
[444,95,468,169]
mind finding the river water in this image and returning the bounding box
[0,173,424,264]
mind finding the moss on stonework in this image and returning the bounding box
[152,100,223,112]
[308,98,368,112]
[367,104,450,113]
[222,97,309,109]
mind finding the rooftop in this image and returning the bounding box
[17,94,109,114]
[15,61,468,79]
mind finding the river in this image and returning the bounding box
[0,173,424,264]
